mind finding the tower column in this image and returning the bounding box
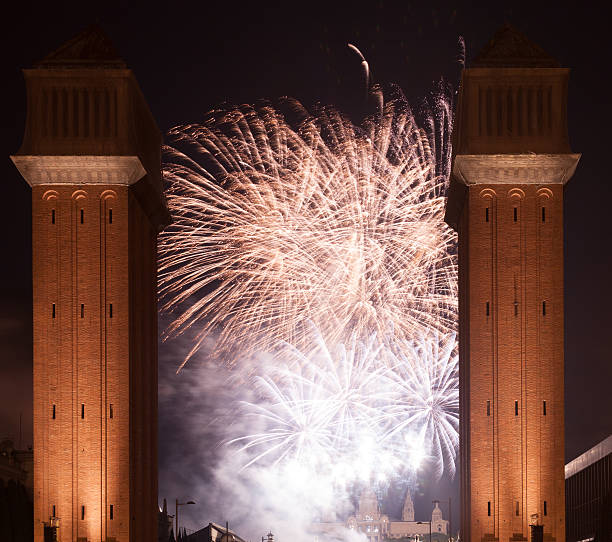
[11,27,169,542]
[445,26,580,542]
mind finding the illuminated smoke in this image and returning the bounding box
[228,325,458,483]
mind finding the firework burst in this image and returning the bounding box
[159,92,456,367]
[382,332,459,478]
[227,326,458,482]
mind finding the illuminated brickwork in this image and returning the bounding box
[445,26,580,542]
[11,27,169,542]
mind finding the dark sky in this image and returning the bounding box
[1,0,611,534]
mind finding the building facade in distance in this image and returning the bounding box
[0,439,34,542]
[565,435,611,542]
[183,522,248,542]
[445,26,580,542]
[0,439,33,499]
[11,27,168,542]
[312,488,448,542]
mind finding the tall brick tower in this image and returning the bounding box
[445,26,580,542]
[11,27,169,542]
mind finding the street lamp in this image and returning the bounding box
[417,521,432,542]
[176,499,196,539]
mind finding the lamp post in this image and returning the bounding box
[176,499,196,539]
[417,521,432,542]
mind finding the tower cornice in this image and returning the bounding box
[453,153,581,186]
[10,155,146,186]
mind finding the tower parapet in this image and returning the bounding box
[402,490,415,521]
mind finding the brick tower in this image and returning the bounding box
[445,27,580,542]
[11,27,169,541]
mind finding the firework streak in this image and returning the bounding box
[159,91,458,479]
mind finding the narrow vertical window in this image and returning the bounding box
[485,207,489,222]
[109,209,113,224]
[52,404,56,419]
[80,209,84,224]
[487,501,491,516]
[543,401,547,416]
[542,301,546,316]
[543,501,547,516]
[109,303,113,318]
[109,404,114,419]
[515,501,519,516]
[515,400,519,416]
[81,404,85,419]
[81,506,85,520]
[513,207,518,222]
[51,209,55,224]
[486,400,490,416]
[52,303,56,319]
[110,504,114,520]
[52,505,56,517]
[542,207,546,222]
[514,301,518,317]
[81,304,84,318]
[486,301,490,316]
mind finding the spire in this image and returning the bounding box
[35,24,126,69]
[473,24,559,68]
[402,490,415,521]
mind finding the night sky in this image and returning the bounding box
[1,0,611,535]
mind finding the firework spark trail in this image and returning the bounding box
[228,326,458,483]
[382,332,459,478]
[159,92,457,367]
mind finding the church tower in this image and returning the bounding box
[401,490,414,522]
[445,26,580,542]
[11,27,169,541]
[357,487,381,520]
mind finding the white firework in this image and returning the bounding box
[382,332,459,478]
[228,326,458,482]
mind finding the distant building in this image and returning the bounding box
[184,522,248,542]
[312,487,448,542]
[565,434,611,542]
[159,498,175,542]
[0,440,34,542]
[0,440,33,497]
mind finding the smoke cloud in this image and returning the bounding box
[158,323,373,541]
